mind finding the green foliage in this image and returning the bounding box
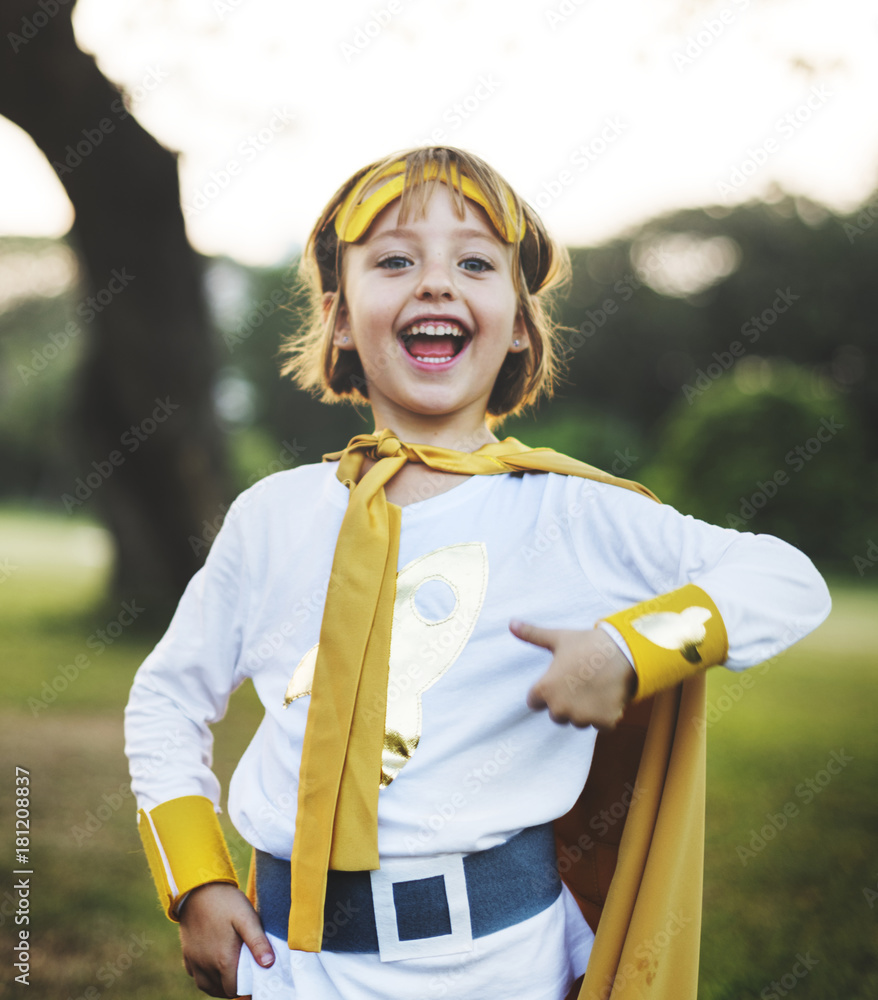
[641,364,877,559]
[0,237,85,496]
[501,397,646,475]
[557,196,877,462]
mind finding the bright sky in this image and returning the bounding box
[2,0,877,265]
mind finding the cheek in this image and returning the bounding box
[495,297,523,338]
[354,305,396,342]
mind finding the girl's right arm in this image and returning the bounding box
[124,494,274,990]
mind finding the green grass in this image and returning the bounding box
[699,603,878,1000]
[1,507,876,998]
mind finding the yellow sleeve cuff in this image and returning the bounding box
[600,583,728,702]
[137,794,239,921]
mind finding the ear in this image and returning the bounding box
[327,292,355,350]
[508,310,529,353]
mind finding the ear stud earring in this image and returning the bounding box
[342,336,350,344]
[513,339,520,347]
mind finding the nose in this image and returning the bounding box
[415,255,455,300]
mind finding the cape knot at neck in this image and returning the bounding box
[374,432,404,459]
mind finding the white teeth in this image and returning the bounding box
[412,355,454,364]
[405,322,465,337]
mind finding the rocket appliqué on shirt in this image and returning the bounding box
[284,542,489,786]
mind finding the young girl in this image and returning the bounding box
[125,146,831,1000]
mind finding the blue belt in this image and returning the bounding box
[255,823,561,954]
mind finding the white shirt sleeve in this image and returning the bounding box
[124,496,253,813]
[568,479,832,670]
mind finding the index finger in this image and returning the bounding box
[509,619,558,651]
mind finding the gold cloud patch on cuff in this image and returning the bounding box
[601,583,728,702]
[137,795,238,920]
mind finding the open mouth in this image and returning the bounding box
[399,321,470,364]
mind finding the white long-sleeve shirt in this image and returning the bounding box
[125,461,831,999]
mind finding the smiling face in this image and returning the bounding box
[332,182,527,444]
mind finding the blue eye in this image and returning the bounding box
[378,254,412,270]
[460,256,493,273]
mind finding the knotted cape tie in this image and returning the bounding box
[287,428,659,951]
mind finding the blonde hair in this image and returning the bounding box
[281,146,571,423]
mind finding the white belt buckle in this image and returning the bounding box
[369,854,474,962]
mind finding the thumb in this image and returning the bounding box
[234,905,275,969]
[509,618,558,651]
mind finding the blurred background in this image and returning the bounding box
[1,0,876,997]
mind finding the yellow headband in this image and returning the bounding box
[333,160,526,243]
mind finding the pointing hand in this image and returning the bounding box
[509,621,637,730]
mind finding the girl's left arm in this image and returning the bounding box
[513,479,831,726]
[587,483,832,692]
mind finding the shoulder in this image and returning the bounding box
[479,467,664,515]
[485,471,670,544]
[536,470,665,518]
[233,460,337,508]
[551,471,724,561]
[219,461,341,540]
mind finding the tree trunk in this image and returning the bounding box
[0,0,231,617]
